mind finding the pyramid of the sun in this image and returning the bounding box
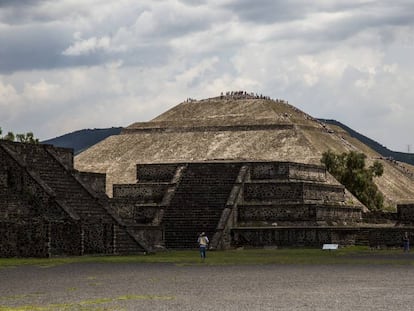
[75,94,414,206]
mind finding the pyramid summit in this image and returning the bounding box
[75,92,414,207]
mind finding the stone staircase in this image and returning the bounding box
[23,147,111,222]
[3,143,146,255]
[163,163,241,249]
[0,191,30,221]
[114,226,146,254]
[355,229,371,246]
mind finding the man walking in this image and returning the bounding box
[198,232,209,261]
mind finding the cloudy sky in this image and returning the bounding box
[1,0,414,152]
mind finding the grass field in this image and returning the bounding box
[1,246,413,268]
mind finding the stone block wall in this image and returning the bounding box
[289,164,326,182]
[244,182,303,202]
[243,182,344,203]
[397,203,414,222]
[363,228,414,248]
[110,199,160,224]
[1,141,145,257]
[129,226,164,251]
[0,171,7,188]
[82,223,114,255]
[3,141,73,169]
[315,206,361,221]
[1,146,67,220]
[113,183,169,203]
[303,183,345,202]
[0,144,82,257]
[238,204,361,223]
[110,163,181,250]
[0,221,49,257]
[238,204,316,222]
[232,227,358,247]
[137,163,178,182]
[0,194,31,220]
[5,222,116,257]
[45,145,74,169]
[250,162,290,180]
[232,227,414,248]
[50,222,82,256]
[75,171,107,197]
[250,162,326,182]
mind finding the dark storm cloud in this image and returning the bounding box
[313,3,414,45]
[0,26,63,72]
[240,0,414,55]
[222,0,414,32]
[0,0,213,73]
[0,0,45,8]
[221,0,315,24]
[0,25,78,73]
[0,20,172,74]
[177,0,207,6]
[0,0,52,24]
[0,31,171,73]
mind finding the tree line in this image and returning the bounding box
[0,127,39,144]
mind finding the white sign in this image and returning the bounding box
[322,244,339,250]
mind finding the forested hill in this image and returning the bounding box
[42,127,122,155]
[319,119,414,166]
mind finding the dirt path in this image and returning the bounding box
[1,263,413,310]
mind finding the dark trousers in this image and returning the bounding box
[199,246,207,258]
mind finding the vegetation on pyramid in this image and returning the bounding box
[321,150,384,210]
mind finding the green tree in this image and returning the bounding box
[16,132,39,144]
[321,150,384,210]
[1,127,39,144]
[3,131,15,141]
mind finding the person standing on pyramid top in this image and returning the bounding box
[198,232,209,261]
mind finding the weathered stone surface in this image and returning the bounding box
[109,160,366,249]
[75,96,414,207]
[3,94,414,255]
[0,140,146,257]
[250,162,326,182]
[398,203,414,223]
[238,204,361,223]
[113,184,169,203]
[243,182,345,203]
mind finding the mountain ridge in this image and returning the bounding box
[41,127,122,155]
[318,119,414,165]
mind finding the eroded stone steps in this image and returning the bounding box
[163,163,241,249]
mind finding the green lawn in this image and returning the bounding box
[0,247,413,268]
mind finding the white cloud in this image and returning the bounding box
[62,36,111,55]
[1,0,414,151]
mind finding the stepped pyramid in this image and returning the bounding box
[75,93,414,207]
[0,140,146,257]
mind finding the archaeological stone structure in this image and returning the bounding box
[109,160,414,250]
[2,93,414,257]
[74,93,414,252]
[0,140,146,257]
